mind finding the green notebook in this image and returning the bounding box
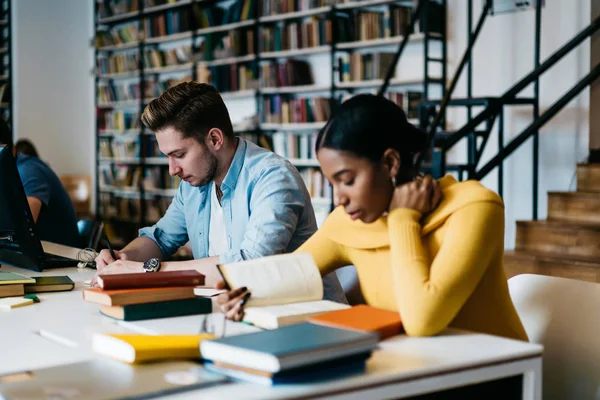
[25,276,75,293]
[0,272,35,285]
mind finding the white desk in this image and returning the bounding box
[0,265,543,399]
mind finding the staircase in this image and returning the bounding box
[504,164,600,283]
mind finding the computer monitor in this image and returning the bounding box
[0,143,47,271]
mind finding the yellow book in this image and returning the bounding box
[92,333,215,364]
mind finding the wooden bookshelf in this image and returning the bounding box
[94,0,447,240]
[1,0,11,130]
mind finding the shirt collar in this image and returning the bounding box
[220,138,246,191]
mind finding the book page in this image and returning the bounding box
[245,300,350,319]
[220,253,323,307]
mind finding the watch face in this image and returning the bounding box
[144,258,160,272]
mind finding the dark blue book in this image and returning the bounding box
[204,351,371,385]
[100,297,212,321]
[200,323,378,373]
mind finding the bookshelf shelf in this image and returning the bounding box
[260,45,331,60]
[336,33,438,50]
[145,31,193,45]
[97,41,140,52]
[199,54,256,67]
[144,157,169,165]
[260,84,331,95]
[97,70,139,80]
[288,158,320,168]
[195,19,255,35]
[97,10,140,25]
[336,78,435,89]
[259,6,331,23]
[98,129,140,136]
[1,1,11,130]
[145,188,178,197]
[97,100,141,109]
[144,0,193,14]
[220,89,257,100]
[99,157,141,164]
[261,122,326,132]
[145,62,194,75]
[336,0,406,10]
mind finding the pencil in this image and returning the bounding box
[104,232,117,261]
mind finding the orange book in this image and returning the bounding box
[83,286,196,306]
[308,305,402,340]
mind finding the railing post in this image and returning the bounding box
[431,148,445,178]
[532,0,542,220]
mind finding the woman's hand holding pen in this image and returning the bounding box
[216,281,251,322]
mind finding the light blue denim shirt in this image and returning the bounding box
[139,138,347,303]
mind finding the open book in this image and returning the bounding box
[217,253,349,329]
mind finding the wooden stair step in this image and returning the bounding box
[547,191,600,223]
[504,250,600,283]
[577,163,600,192]
[516,219,600,259]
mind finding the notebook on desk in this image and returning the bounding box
[0,358,228,400]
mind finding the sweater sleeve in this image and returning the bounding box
[294,227,352,277]
[388,202,504,336]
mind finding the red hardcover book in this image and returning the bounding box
[97,270,204,290]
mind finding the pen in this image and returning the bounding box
[103,232,117,261]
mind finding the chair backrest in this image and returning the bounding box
[59,175,91,217]
[77,219,104,250]
[508,274,600,399]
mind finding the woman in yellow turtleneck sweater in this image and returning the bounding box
[219,94,527,341]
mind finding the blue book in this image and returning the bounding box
[200,323,378,373]
[204,351,370,385]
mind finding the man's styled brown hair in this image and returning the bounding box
[141,82,234,141]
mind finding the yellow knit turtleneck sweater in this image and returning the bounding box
[296,175,528,340]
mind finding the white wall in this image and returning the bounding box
[12,0,95,204]
[445,0,591,249]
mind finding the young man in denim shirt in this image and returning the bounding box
[94,82,346,303]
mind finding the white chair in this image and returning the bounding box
[508,274,600,399]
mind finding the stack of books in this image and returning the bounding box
[0,272,36,298]
[83,270,211,321]
[201,322,378,384]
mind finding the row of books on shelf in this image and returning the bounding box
[144,7,201,39]
[97,2,439,51]
[97,46,192,75]
[271,131,318,161]
[98,75,190,105]
[300,168,331,200]
[261,18,337,53]
[196,63,258,94]
[98,0,255,31]
[261,0,339,16]
[338,52,394,82]
[100,194,167,223]
[100,135,139,158]
[263,96,331,124]
[100,165,179,191]
[100,110,142,131]
[260,59,313,88]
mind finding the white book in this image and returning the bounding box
[217,253,349,329]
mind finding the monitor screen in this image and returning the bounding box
[0,144,45,270]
